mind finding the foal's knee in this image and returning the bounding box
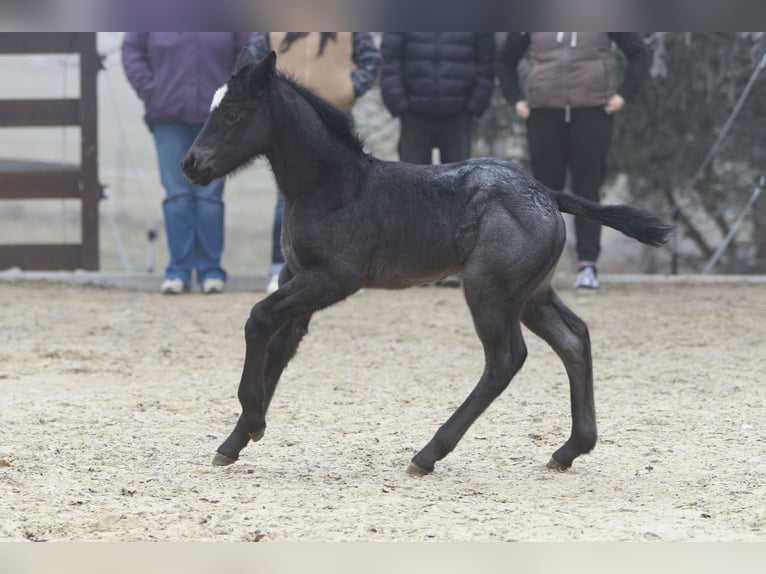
[510,343,528,374]
[485,344,527,396]
[244,305,275,343]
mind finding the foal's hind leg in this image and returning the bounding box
[409,291,528,475]
[521,287,597,470]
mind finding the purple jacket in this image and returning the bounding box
[122,32,253,127]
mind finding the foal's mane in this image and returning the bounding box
[277,73,368,157]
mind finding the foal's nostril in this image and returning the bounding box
[181,154,196,172]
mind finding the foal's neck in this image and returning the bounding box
[265,82,367,199]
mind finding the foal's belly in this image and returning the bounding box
[363,245,463,289]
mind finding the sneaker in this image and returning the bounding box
[202,278,225,294]
[573,265,600,290]
[266,274,280,294]
[161,278,185,295]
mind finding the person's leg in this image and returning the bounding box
[266,192,285,293]
[184,122,226,287]
[270,192,285,277]
[193,176,226,285]
[526,108,568,192]
[436,114,473,164]
[568,107,613,265]
[397,114,435,165]
[153,122,197,288]
[430,114,474,287]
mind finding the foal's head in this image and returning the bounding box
[182,49,277,186]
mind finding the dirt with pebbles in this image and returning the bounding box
[0,280,764,541]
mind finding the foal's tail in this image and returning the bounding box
[551,191,673,246]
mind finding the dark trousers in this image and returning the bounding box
[398,113,473,165]
[526,107,613,264]
[270,192,285,272]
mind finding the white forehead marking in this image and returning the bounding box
[210,84,228,111]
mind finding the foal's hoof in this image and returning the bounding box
[546,457,570,471]
[406,462,431,477]
[248,429,265,443]
[212,452,238,467]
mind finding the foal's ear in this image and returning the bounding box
[233,47,256,75]
[249,50,278,93]
[260,51,277,78]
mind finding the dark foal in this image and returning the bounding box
[182,50,671,475]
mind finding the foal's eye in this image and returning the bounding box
[222,109,242,124]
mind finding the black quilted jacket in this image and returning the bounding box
[380,32,496,117]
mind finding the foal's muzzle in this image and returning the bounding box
[181,151,214,186]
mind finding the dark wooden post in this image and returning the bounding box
[78,32,100,270]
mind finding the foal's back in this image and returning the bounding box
[356,157,564,289]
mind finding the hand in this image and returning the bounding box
[604,94,625,114]
[515,100,530,119]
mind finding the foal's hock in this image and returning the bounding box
[182,50,672,475]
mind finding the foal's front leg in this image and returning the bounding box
[212,269,353,466]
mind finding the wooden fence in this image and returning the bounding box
[0,32,101,270]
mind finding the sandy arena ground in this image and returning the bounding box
[0,280,764,542]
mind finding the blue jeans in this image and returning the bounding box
[270,192,285,276]
[152,122,226,287]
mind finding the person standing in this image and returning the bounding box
[380,33,496,165]
[250,32,382,294]
[498,32,650,290]
[122,32,253,294]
